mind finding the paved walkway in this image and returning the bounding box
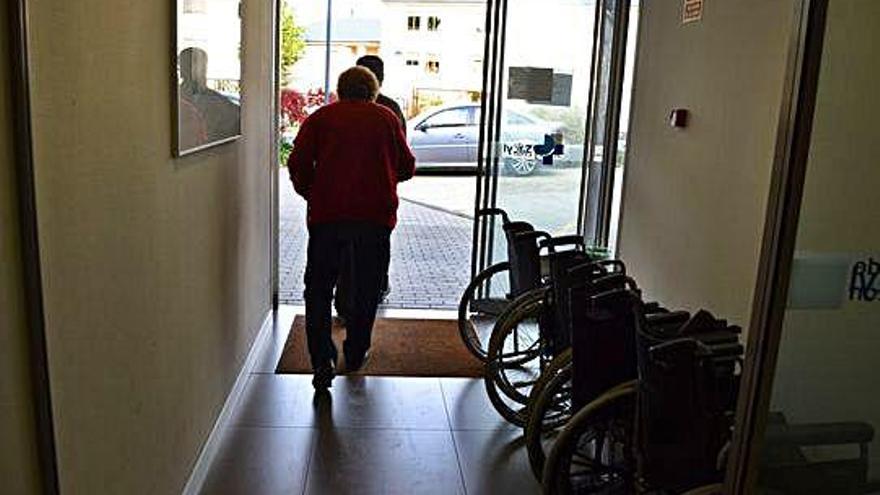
[279,181,472,309]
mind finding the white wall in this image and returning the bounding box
[769,0,880,476]
[0,3,42,492]
[26,0,274,492]
[618,0,795,326]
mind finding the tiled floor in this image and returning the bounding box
[200,306,541,495]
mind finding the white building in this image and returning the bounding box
[287,0,598,117]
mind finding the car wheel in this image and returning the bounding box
[503,156,538,176]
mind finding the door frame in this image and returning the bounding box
[471,0,634,276]
[7,0,61,492]
[724,0,829,491]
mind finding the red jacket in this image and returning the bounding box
[288,100,416,229]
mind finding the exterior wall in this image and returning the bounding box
[618,0,795,326]
[26,0,274,492]
[0,3,42,493]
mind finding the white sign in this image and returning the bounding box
[788,253,880,309]
[683,0,704,24]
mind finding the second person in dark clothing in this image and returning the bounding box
[334,55,407,322]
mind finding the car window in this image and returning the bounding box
[423,108,470,127]
[505,112,534,125]
[470,108,534,126]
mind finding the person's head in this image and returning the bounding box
[356,55,385,86]
[336,66,380,102]
[179,47,209,90]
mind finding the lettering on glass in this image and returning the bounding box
[848,257,880,302]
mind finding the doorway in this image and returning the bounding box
[277,0,485,310]
[275,0,638,310]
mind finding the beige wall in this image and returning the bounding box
[769,0,880,475]
[618,0,794,326]
[1,2,43,493]
[27,0,274,493]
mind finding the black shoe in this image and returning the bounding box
[312,361,336,390]
[345,349,372,373]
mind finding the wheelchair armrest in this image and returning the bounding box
[646,310,691,326]
[643,301,668,314]
[513,230,552,243]
[592,259,626,274]
[703,343,744,360]
[765,421,875,447]
[539,235,585,252]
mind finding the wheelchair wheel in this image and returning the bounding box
[542,381,637,495]
[484,287,551,426]
[457,261,512,362]
[526,351,573,479]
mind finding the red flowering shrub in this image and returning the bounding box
[278,88,338,166]
[279,88,338,127]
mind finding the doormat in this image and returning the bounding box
[275,315,484,378]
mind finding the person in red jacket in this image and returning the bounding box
[288,66,416,390]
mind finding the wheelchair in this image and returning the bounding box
[524,273,665,479]
[458,208,557,361]
[541,288,744,494]
[482,250,627,426]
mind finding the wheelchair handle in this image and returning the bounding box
[538,235,585,252]
[590,273,638,293]
[475,208,511,225]
[566,259,626,279]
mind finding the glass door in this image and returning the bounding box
[472,0,635,277]
[730,0,880,491]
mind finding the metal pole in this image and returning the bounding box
[324,0,332,103]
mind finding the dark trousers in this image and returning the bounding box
[334,256,389,320]
[304,222,391,370]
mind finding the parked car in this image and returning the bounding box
[408,104,564,176]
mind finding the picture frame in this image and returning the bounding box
[173,0,243,157]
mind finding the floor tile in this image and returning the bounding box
[200,427,315,495]
[252,306,299,373]
[441,378,519,431]
[453,429,541,495]
[305,428,465,495]
[232,374,312,427]
[235,374,450,430]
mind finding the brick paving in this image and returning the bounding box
[279,181,472,309]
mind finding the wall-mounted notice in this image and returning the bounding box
[508,67,554,102]
[788,253,880,309]
[551,74,573,107]
[508,68,572,107]
[683,0,704,24]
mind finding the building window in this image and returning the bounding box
[407,16,421,31]
[426,57,440,74]
[183,0,208,13]
[427,16,441,31]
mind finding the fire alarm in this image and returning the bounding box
[669,109,689,128]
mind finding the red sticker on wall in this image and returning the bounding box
[683,0,704,24]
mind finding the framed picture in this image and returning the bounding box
[174,0,243,157]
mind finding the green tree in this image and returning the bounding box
[280,4,306,86]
